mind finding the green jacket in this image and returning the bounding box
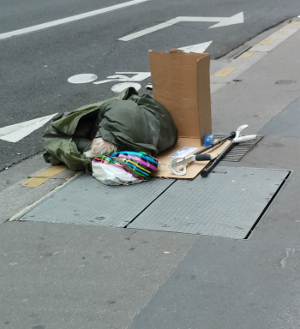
[43,88,178,171]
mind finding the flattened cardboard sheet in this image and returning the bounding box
[153,138,231,179]
[149,49,212,140]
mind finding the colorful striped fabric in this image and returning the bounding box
[92,155,129,174]
[92,152,158,180]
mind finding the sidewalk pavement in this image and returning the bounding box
[1,19,300,329]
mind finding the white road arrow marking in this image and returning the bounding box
[0,114,57,143]
[178,41,213,53]
[119,12,244,41]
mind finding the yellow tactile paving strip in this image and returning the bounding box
[22,165,67,188]
[215,67,236,77]
[240,50,255,59]
[260,38,275,45]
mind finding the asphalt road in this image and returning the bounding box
[0,0,299,171]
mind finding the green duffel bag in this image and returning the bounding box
[42,87,178,171]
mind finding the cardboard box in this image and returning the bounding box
[149,49,212,139]
[149,49,228,179]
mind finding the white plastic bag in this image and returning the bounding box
[92,161,142,186]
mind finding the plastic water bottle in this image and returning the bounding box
[204,134,215,147]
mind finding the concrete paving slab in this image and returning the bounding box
[128,233,300,329]
[259,95,300,137]
[0,221,198,329]
[211,23,300,135]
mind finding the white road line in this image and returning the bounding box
[120,17,179,41]
[120,18,179,41]
[0,0,150,40]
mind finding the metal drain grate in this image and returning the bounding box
[214,134,263,162]
[128,166,289,239]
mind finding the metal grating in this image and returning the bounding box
[17,173,174,227]
[214,134,263,162]
[16,166,288,240]
[128,166,289,239]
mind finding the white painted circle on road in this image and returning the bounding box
[68,74,98,84]
[111,82,141,93]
